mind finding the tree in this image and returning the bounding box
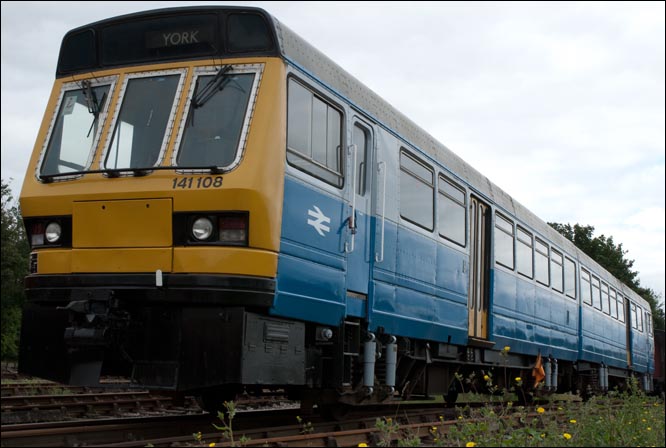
[1,179,29,359]
[549,222,665,331]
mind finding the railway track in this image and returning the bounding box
[1,401,490,447]
[1,390,201,425]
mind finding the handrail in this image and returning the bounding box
[375,161,387,263]
[345,144,358,253]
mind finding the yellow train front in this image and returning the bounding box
[18,7,290,399]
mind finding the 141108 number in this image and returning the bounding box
[171,176,223,189]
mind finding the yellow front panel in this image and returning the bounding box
[72,248,172,273]
[73,199,172,248]
[173,247,276,278]
[35,250,72,274]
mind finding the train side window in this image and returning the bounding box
[551,249,563,293]
[352,123,369,195]
[516,227,533,279]
[601,282,610,315]
[287,79,343,187]
[618,295,625,322]
[646,312,652,336]
[592,276,601,310]
[631,302,637,329]
[610,288,618,319]
[437,175,466,247]
[399,150,434,230]
[637,305,644,332]
[564,257,576,299]
[494,213,514,269]
[581,268,592,305]
[535,238,549,286]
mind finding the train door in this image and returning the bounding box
[468,196,491,341]
[345,119,374,315]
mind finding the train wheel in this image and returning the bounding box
[444,384,459,405]
[319,403,351,420]
[197,386,240,414]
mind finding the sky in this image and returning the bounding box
[1,1,664,306]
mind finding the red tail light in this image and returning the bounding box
[218,214,248,245]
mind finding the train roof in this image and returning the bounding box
[55,6,650,311]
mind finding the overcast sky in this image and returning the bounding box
[1,1,664,305]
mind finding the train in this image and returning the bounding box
[18,5,655,413]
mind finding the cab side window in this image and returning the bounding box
[287,79,343,187]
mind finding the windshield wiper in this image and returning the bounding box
[189,65,234,126]
[39,165,227,183]
[82,80,107,138]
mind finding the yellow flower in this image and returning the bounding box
[358,444,368,447]
[458,415,464,420]
[466,442,477,447]
[504,346,511,352]
[209,444,216,447]
[515,377,522,382]
[483,374,490,381]
[569,419,577,424]
[537,407,545,414]
[648,427,652,431]
[563,433,572,440]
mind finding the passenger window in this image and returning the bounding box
[287,79,343,187]
[352,123,369,195]
[494,213,514,269]
[564,257,576,299]
[618,295,625,322]
[592,276,601,310]
[647,312,652,335]
[637,306,643,332]
[631,302,637,328]
[516,227,533,278]
[399,151,434,230]
[438,176,466,247]
[535,238,549,285]
[551,250,563,293]
[601,282,610,315]
[581,268,592,305]
[610,288,618,319]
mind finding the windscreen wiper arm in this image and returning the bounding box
[189,65,233,125]
[82,80,106,137]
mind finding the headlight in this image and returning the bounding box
[192,217,214,241]
[45,222,62,243]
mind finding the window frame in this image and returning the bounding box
[399,149,435,231]
[494,213,515,270]
[581,268,592,305]
[564,257,577,299]
[286,77,345,188]
[172,63,264,173]
[534,238,550,286]
[437,174,467,247]
[551,249,564,293]
[99,69,187,175]
[37,75,118,182]
[516,226,534,279]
